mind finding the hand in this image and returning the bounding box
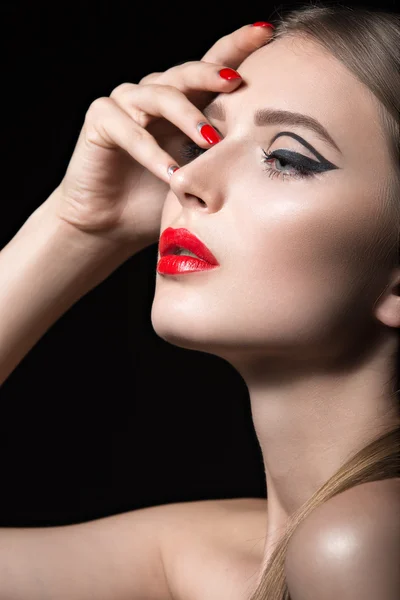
[53,24,274,251]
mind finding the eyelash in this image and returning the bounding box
[179,141,316,181]
[261,149,316,181]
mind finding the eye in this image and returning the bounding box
[262,149,318,181]
[179,141,326,182]
[179,140,207,162]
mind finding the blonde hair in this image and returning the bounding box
[248,3,400,599]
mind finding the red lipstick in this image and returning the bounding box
[157,227,219,275]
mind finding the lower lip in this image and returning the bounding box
[157,255,218,275]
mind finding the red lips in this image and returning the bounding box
[157,227,219,275]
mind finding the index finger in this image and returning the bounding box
[201,23,275,68]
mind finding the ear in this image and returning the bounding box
[374,267,400,329]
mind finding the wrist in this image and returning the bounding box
[0,189,144,384]
[31,187,145,262]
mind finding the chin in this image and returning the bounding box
[150,295,217,352]
[150,295,265,364]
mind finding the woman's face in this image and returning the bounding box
[151,35,396,363]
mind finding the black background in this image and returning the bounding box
[1,0,397,526]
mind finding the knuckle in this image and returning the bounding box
[139,72,161,84]
[110,82,137,99]
[160,60,198,83]
[217,33,230,46]
[153,83,181,99]
[227,32,246,50]
[132,107,149,129]
[233,30,260,52]
[132,128,154,152]
[179,60,198,70]
[85,96,113,121]
[166,60,196,74]
[211,33,230,52]
[130,126,147,144]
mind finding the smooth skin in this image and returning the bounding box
[1,21,399,600]
[0,24,273,600]
[54,24,274,248]
[152,33,400,599]
[0,23,273,386]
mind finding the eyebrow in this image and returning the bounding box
[203,101,342,156]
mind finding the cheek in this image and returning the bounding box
[233,183,380,304]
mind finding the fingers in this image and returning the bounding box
[139,72,162,85]
[141,24,274,90]
[110,83,222,149]
[139,23,274,91]
[84,97,180,184]
[135,60,242,96]
[201,23,274,68]
[85,23,275,187]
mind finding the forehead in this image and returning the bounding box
[220,35,384,156]
[236,36,368,109]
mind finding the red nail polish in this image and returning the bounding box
[219,68,241,81]
[198,123,221,145]
[167,165,179,177]
[252,21,275,29]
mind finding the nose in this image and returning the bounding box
[168,145,226,214]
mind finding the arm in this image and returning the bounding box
[285,480,400,600]
[0,25,273,387]
[0,503,173,600]
[0,189,140,386]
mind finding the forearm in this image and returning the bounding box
[0,190,140,385]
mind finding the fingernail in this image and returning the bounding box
[167,165,179,177]
[219,68,241,81]
[252,21,275,29]
[197,122,221,145]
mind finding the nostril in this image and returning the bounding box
[189,195,206,206]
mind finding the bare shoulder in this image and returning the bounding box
[285,479,400,599]
[160,497,268,600]
[301,477,399,526]
[287,477,400,552]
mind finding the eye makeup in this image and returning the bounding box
[271,131,339,169]
[179,137,339,180]
[261,149,334,181]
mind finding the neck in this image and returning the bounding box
[226,330,399,559]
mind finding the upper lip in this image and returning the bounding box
[159,227,219,265]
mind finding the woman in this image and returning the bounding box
[0,3,398,599]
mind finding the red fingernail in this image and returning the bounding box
[252,21,275,29]
[219,68,241,81]
[197,122,221,145]
[167,165,179,177]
